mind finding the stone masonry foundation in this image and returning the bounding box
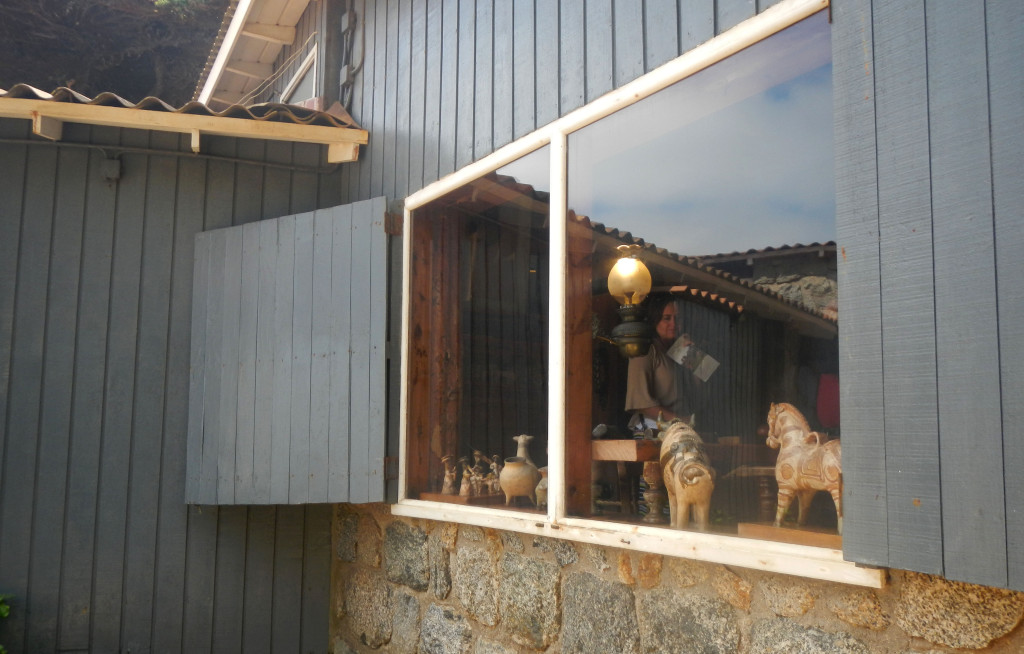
[331,504,1024,653]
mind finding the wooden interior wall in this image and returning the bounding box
[0,120,340,653]
[834,0,1024,591]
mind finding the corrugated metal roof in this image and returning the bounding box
[0,82,366,163]
[696,241,837,262]
[0,83,357,129]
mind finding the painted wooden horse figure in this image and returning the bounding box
[765,402,843,534]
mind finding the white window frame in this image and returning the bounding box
[395,0,884,588]
[281,43,318,104]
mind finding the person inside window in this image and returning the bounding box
[624,296,692,429]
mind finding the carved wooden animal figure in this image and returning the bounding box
[659,420,715,530]
[766,402,843,534]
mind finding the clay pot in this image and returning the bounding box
[535,467,549,509]
[500,457,541,506]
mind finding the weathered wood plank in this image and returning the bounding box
[121,138,178,651]
[474,0,494,160]
[57,141,117,651]
[383,0,400,199]
[369,0,389,195]
[988,0,1024,592]
[25,144,86,650]
[422,0,443,184]
[585,0,613,102]
[928,0,1005,588]
[535,1,559,127]
[253,220,278,503]
[873,0,942,575]
[367,198,389,501]
[0,143,55,652]
[456,0,477,169]
[560,0,585,115]
[329,205,354,500]
[271,507,305,652]
[187,231,211,503]
[832,0,888,565]
[91,132,150,654]
[241,506,275,654]
[217,226,244,504]
[680,0,715,53]
[271,216,296,504]
[211,507,247,652]
[438,0,459,176]
[644,0,679,71]
[308,209,334,502]
[408,0,427,191]
[492,0,514,149]
[717,0,756,33]
[613,0,644,88]
[289,212,316,503]
[234,222,261,504]
[512,0,536,138]
[396,0,413,198]
[150,150,208,651]
[300,505,332,653]
[182,506,218,652]
[348,202,374,502]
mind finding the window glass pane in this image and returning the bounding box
[406,147,550,510]
[566,12,840,537]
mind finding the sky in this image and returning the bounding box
[567,12,834,257]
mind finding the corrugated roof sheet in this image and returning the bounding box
[0,83,358,129]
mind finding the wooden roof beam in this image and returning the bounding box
[225,60,274,80]
[241,22,296,45]
[0,98,368,163]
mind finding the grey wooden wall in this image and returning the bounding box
[187,198,387,505]
[834,0,1023,591]
[0,119,342,652]
[333,0,785,204]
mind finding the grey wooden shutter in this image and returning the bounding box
[186,197,387,505]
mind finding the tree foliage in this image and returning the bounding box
[0,0,229,105]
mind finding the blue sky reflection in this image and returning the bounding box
[568,12,833,257]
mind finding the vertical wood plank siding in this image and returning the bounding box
[0,124,335,652]
[188,197,387,505]
[834,1,1024,589]
[339,0,774,201]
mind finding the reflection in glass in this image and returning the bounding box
[406,147,550,510]
[567,13,841,536]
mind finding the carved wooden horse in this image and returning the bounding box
[659,420,715,530]
[766,402,843,534]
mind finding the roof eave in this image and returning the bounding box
[0,97,367,164]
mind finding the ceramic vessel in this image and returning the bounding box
[500,457,541,506]
[535,466,548,509]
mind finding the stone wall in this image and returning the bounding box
[331,505,1024,654]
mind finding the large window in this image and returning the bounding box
[398,6,884,587]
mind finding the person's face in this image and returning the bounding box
[656,302,678,343]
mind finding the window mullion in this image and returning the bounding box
[547,131,568,522]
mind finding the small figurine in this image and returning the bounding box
[659,419,715,530]
[489,455,503,493]
[766,402,843,534]
[458,456,473,497]
[441,454,457,495]
[513,434,535,466]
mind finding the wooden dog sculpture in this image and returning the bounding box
[766,402,843,534]
[659,420,715,530]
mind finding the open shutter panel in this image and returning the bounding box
[187,197,388,504]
